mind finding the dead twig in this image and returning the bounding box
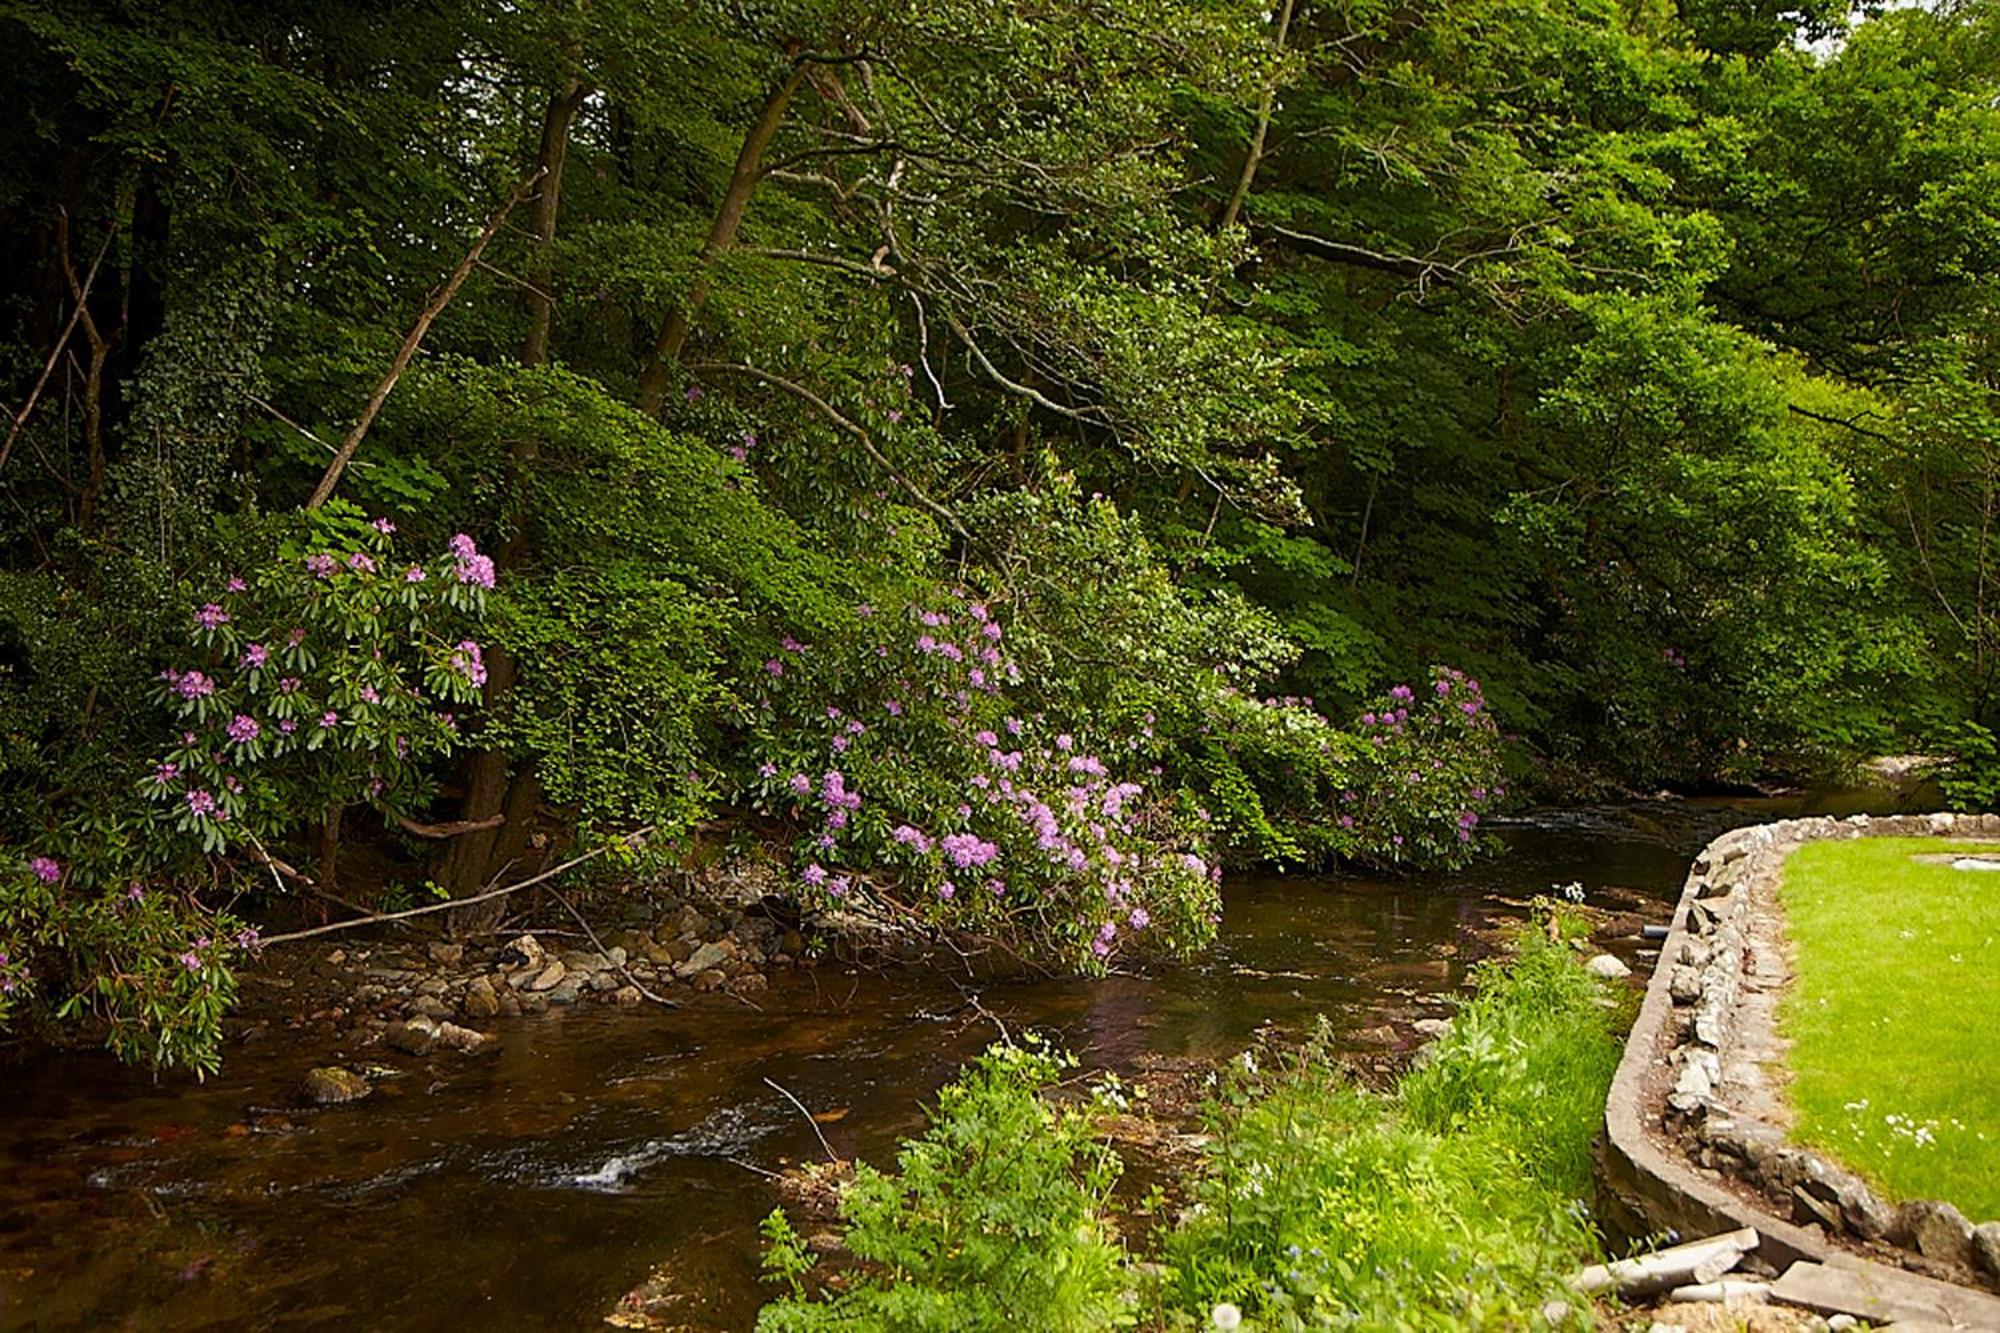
[764,1076,842,1163]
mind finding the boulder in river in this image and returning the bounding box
[434,1021,488,1053]
[503,933,546,972]
[463,978,500,1019]
[1586,954,1632,980]
[303,1067,371,1105]
[386,1017,438,1056]
[527,960,567,992]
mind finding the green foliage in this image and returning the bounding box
[757,933,1621,1330]
[1163,931,1619,1328]
[737,489,1503,968]
[757,1037,1137,1331]
[1938,722,2000,814]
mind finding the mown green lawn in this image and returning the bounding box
[1780,837,2000,1220]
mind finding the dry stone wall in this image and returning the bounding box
[1603,810,2000,1290]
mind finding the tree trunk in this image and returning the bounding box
[1216,0,1296,235]
[318,803,345,892]
[522,77,588,368]
[439,74,584,922]
[635,64,804,413]
[439,645,519,902]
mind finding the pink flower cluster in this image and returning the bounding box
[449,534,495,589]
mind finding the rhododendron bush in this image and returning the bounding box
[742,566,1504,968]
[745,592,1224,969]
[0,507,491,1070]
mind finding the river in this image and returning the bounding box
[0,794,1894,1330]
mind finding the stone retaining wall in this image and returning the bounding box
[1598,810,2000,1288]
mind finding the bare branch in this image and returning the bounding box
[305,168,545,509]
[1253,219,1467,286]
[687,360,971,540]
[938,307,1111,427]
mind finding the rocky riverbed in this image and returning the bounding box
[234,864,851,1104]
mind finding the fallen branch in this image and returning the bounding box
[305,168,545,509]
[257,823,651,946]
[395,813,505,840]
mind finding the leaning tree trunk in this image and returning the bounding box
[634,63,803,413]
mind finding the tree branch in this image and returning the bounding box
[1786,402,1895,443]
[937,306,1112,427]
[687,360,971,540]
[305,168,544,509]
[396,813,506,840]
[1252,219,1468,287]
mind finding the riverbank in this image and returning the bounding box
[745,925,1627,1329]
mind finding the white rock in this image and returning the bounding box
[1585,954,1631,980]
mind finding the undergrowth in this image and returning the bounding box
[757,923,1622,1330]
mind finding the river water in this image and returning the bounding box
[0,795,1890,1330]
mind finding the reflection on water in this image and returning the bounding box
[0,802,1860,1330]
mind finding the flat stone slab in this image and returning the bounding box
[1770,1260,2000,1327]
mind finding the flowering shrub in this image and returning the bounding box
[954,487,1506,873]
[1195,670,1507,869]
[742,574,1506,971]
[143,509,491,857]
[743,593,1223,971]
[0,507,491,1070]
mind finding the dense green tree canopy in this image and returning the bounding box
[2,0,1996,1065]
